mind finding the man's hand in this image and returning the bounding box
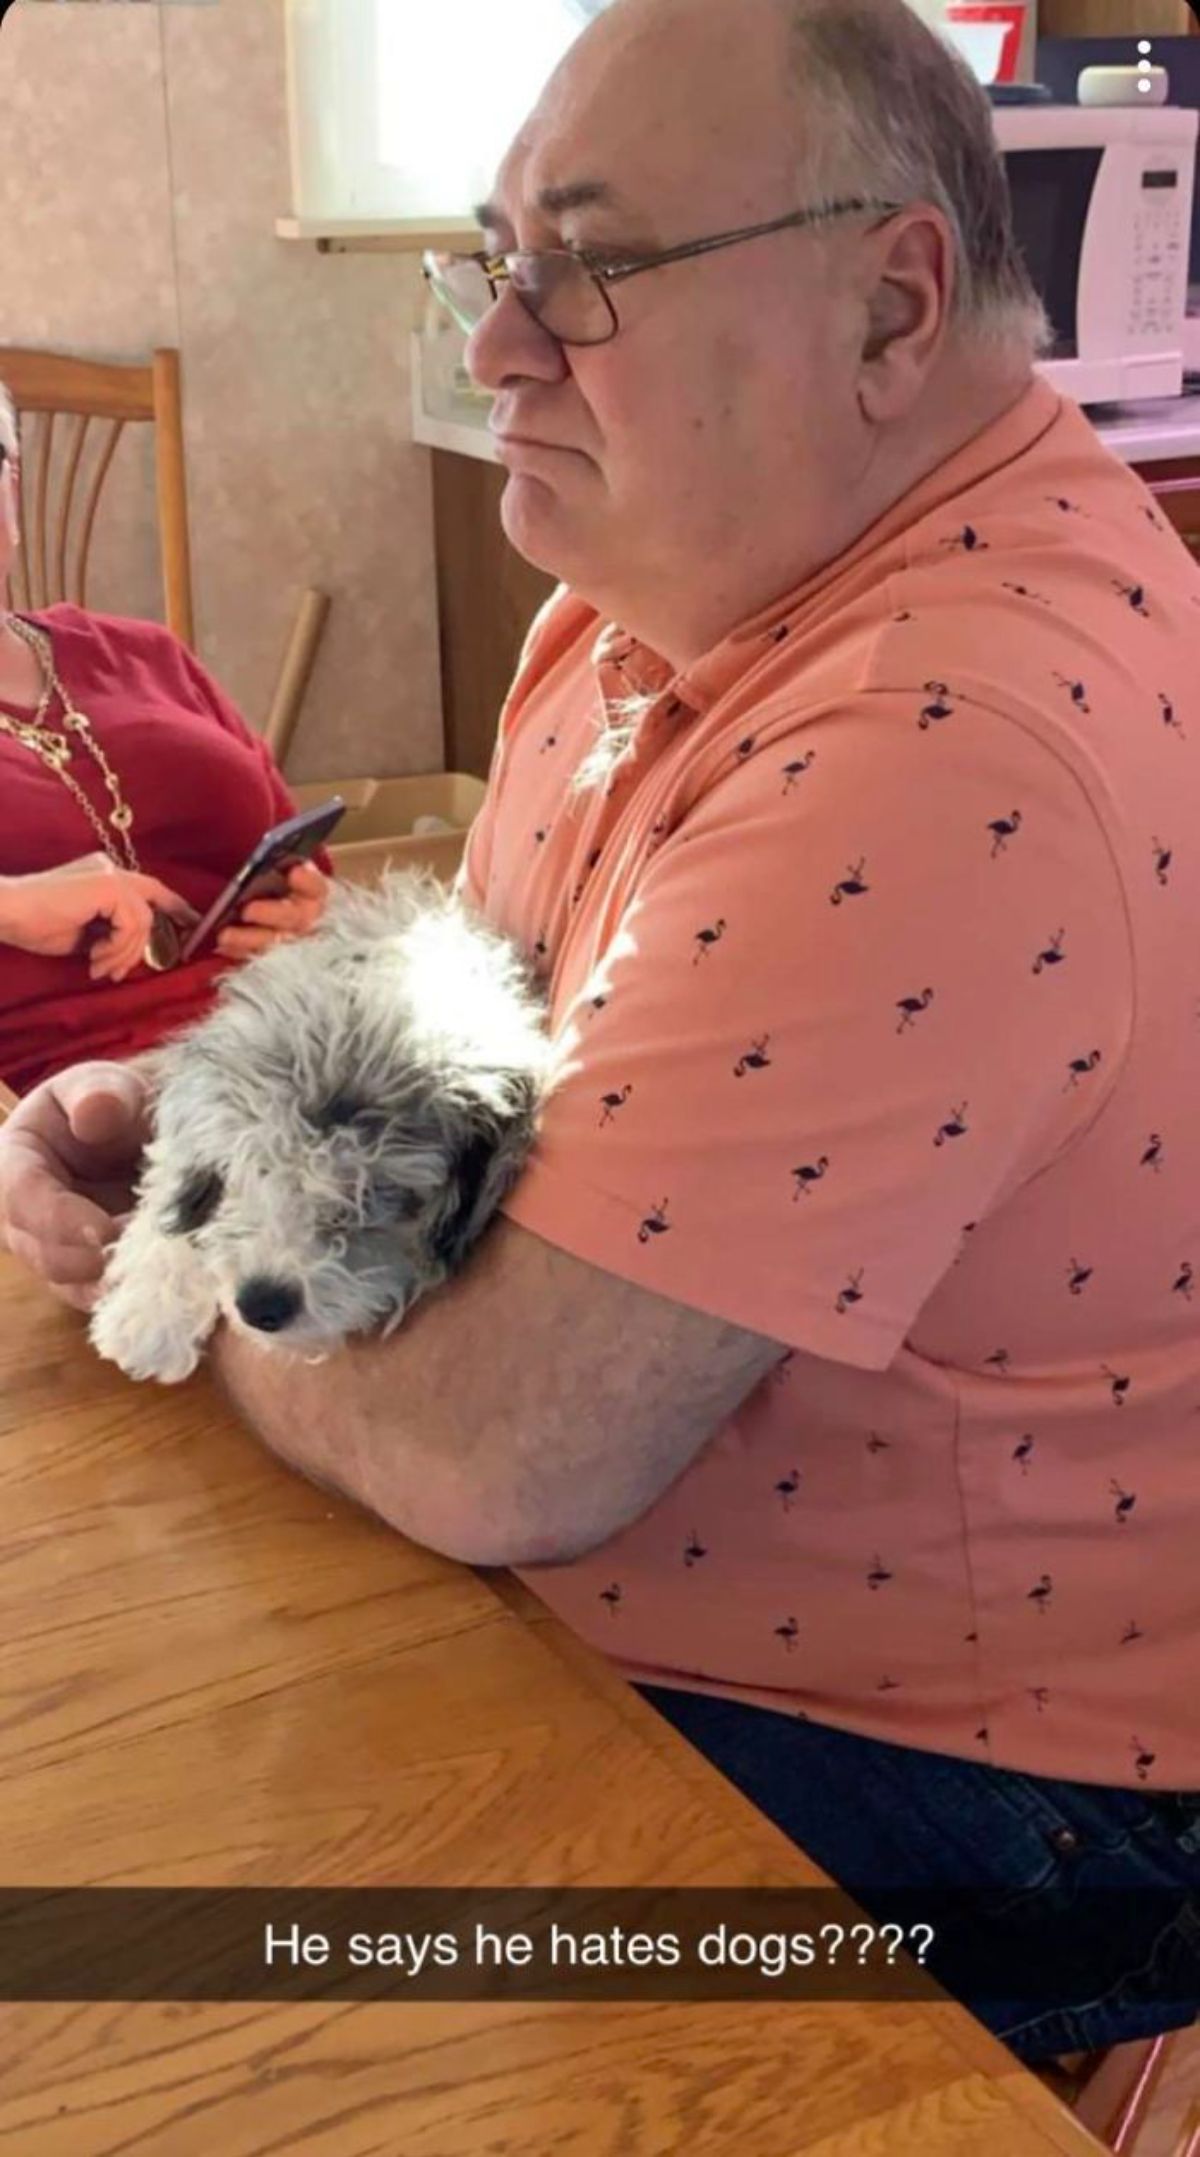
[0,1062,150,1311]
[215,861,331,961]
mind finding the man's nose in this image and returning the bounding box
[465,284,569,394]
[235,1278,304,1334]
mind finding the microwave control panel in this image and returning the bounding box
[1131,164,1187,342]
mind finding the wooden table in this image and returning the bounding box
[0,1255,1102,2155]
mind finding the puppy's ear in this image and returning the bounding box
[430,1079,540,1274]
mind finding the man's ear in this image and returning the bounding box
[855,210,952,423]
[862,278,923,363]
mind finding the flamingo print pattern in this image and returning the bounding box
[988,811,1022,857]
[458,379,1200,1792]
[896,988,934,1035]
[1065,1049,1101,1091]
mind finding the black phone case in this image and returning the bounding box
[177,798,344,965]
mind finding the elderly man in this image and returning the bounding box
[6,0,1200,2059]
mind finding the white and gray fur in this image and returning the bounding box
[91,872,554,1384]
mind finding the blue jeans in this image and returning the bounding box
[638,1684,1200,2063]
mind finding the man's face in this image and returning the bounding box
[465,0,852,644]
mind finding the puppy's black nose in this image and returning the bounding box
[235,1278,304,1334]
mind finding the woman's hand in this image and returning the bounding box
[0,855,198,984]
[215,860,332,961]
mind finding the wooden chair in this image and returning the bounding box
[0,346,194,646]
[1040,2032,1192,2151]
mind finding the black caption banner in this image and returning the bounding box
[1,1887,1200,2007]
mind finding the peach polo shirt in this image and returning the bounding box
[457,377,1200,1789]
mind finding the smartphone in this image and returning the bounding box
[179,797,345,964]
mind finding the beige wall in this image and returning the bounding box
[0,0,443,783]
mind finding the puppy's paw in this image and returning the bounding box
[90,1294,205,1386]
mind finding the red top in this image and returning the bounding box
[0,605,303,1095]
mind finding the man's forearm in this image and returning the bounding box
[210,1327,374,1503]
[208,1309,521,1566]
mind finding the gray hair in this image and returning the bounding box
[785,0,1052,357]
[0,380,16,459]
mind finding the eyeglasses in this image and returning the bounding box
[423,197,903,349]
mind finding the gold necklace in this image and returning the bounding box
[0,615,181,970]
[0,615,141,873]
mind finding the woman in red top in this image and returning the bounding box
[0,383,329,1096]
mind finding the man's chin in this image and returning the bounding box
[499,475,589,583]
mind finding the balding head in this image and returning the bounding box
[500,0,804,251]
[465,0,1039,665]
[551,0,1043,353]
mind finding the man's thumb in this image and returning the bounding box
[57,1065,147,1148]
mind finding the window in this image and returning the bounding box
[285,0,610,225]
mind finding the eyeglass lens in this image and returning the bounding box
[426,252,615,345]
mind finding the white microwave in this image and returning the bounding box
[993,102,1198,406]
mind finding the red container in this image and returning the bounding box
[944,3,1027,86]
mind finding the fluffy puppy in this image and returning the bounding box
[90,872,553,1384]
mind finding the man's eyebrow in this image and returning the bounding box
[472,179,630,231]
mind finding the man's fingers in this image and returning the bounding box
[4,1221,110,1290]
[60,1282,101,1315]
[0,1064,145,1311]
[60,1284,100,1315]
[2,1164,119,1252]
[4,1239,103,1311]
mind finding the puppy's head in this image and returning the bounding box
[147,876,549,1350]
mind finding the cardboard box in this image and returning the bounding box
[291,773,487,886]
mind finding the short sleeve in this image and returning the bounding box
[499,695,1134,1367]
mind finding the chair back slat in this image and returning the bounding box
[55,413,89,605]
[32,410,53,610]
[12,514,30,613]
[75,420,125,613]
